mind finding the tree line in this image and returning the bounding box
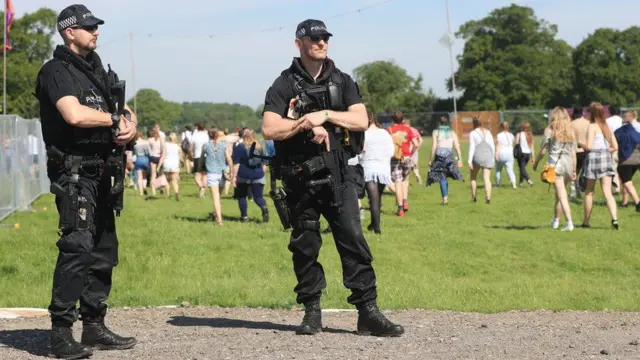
[124,89,261,133]
[449,4,640,111]
[1,5,638,133]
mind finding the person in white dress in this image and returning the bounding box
[161,132,182,200]
[360,115,394,233]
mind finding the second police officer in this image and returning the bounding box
[34,4,137,359]
[261,19,404,337]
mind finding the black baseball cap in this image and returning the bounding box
[295,19,333,39]
[57,4,104,31]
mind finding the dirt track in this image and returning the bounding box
[1,307,640,359]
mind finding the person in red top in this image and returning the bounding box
[387,111,420,216]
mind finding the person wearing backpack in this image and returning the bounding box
[615,109,640,212]
[468,116,496,204]
[387,111,420,216]
[231,129,269,223]
[515,121,535,187]
[181,125,194,173]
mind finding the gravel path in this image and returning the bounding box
[1,307,640,359]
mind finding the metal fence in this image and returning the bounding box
[0,115,49,223]
[383,107,640,139]
[376,111,452,133]
[500,110,550,135]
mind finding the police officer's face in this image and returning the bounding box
[296,35,329,61]
[66,25,99,51]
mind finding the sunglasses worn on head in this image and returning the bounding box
[308,35,329,42]
[71,25,98,32]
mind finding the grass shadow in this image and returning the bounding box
[0,329,50,358]
[221,215,263,224]
[166,316,351,334]
[485,225,546,230]
[173,215,211,223]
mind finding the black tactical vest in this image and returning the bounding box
[35,46,113,157]
[275,63,364,166]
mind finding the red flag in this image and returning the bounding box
[4,0,14,51]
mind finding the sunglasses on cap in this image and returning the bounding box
[308,35,330,42]
[71,25,99,32]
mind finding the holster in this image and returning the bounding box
[47,146,100,235]
[270,187,292,230]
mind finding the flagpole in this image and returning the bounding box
[3,0,7,115]
[445,0,457,124]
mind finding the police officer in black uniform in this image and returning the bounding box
[34,5,137,359]
[262,19,404,337]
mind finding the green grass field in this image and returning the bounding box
[0,138,638,312]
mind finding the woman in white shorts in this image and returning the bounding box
[162,132,182,200]
[534,107,577,232]
[203,127,232,225]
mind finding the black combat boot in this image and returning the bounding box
[356,301,404,337]
[81,316,137,350]
[296,300,322,335]
[261,207,269,222]
[50,326,93,359]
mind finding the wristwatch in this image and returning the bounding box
[111,113,120,128]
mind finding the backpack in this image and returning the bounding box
[389,126,408,160]
[391,133,404,160]
[472,129,495,168]
[181,135,190,153]
[245,143,263,168]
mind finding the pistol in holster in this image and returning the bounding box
[270,187,292,230]
[47,146,96,235]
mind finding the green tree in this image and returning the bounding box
[179,102,260,131]
[254,104,264,120]
[352,60,436,126]
[1,8,58,117]
[127,89,182,130]
[573,27,640,106]
[451,4,574,110]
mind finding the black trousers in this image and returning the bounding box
[285,176,377,306]
[517,154,531,183]
[49,173,119,327]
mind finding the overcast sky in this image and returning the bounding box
[14,0,640,109]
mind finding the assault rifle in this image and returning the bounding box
[105,65,128,217]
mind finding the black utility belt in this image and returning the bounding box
[48,155,104,169]
[47,146,105,177]
[281,153,337,178]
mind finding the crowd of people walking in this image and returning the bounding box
[123,103,639,233]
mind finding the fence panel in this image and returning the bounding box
[500,110,549,135]
[376,111,451,134]
[0,115,49,223]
